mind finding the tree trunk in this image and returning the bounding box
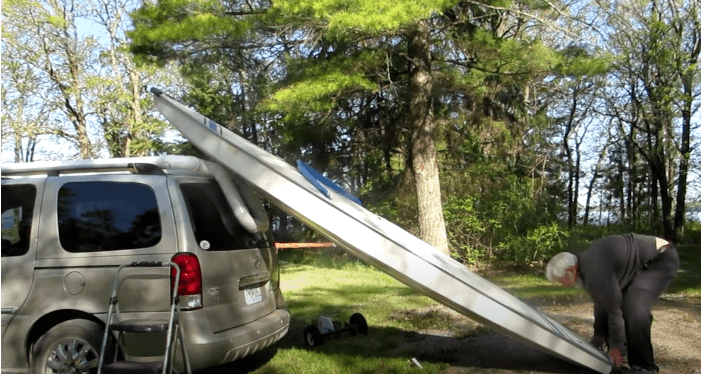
[584,140,608,226]
[407,20,450,256]
[574,149,581,225]
[583,169,597,226]
[652,121,674,239]
[674,139,689,243]
[129,69,145,156]
[563,98,576,227]
[74,110,93,159]
[672,30,699,242]
[618,155,625,225]
[657,161,674,240]
[626,128,637,228]
[673,71,695,243]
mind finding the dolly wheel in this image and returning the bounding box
[304,325,323,347]
[349,313,368,336]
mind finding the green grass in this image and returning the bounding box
[247,252,452,373]
[666,243,701,297]
[245,244,701,373]
[281,260,437,327]
[254,348,435,374]
[256,253,589,374]
[484,273,588,300]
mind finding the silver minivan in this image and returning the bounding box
[1,156,290,374]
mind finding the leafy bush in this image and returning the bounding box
[498,222,570,265]
[443,195,491,266]
[680,219,701,245]
[442,163,566,267]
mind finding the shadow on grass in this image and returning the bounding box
[404,330,601,374]
[201,253,611,374]
[198,287,606,374]
[202,322,603,374]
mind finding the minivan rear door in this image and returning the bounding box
[170,177,277,333]
[1,179,44,345]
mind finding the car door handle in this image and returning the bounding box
[1,307,18,314]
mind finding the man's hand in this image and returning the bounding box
[609,347,623,368]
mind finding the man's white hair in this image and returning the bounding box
[546,252,578,281]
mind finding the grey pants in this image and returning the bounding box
[593,245,679,370]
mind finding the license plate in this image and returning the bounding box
[244,287,262,305]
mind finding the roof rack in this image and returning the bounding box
[0,157,177,176]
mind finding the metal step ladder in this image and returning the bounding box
[97,261,192,374]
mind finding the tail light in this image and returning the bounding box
[171,253,202,310]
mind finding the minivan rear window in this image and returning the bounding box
[58,182,162,252]
[180,182,270,251]
[1,184,37,257]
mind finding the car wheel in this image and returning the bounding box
[31,319,114,374]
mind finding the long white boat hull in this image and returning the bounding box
[152,89,612,374]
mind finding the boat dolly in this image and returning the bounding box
[303,313,368,347]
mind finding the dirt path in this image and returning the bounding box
[395,296,701,374]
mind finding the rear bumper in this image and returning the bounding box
[178,308,290,371]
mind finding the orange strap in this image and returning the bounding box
[275,242,336,250]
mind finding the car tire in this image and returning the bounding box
[31,319,114,374]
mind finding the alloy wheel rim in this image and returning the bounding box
[44,338,99,374]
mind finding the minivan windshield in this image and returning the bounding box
[180,181,271,251]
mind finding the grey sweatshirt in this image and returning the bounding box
[575,233,660,350]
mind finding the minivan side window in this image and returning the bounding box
[58,182,162,252]
[1,184,37,257]
[180,182,269,251]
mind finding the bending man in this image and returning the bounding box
[546,234,678,374]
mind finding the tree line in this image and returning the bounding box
[2,0,699,266]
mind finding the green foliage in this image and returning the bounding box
[439,115,567,267]
[563,226,633,253]
[279,246,361,268]
[555,46,613,77]
[498,222,569,265]
[365,182,420,238]
[469,29,560,74]
[441,165,563,267]
[680,219,701,245]
[266,71,376,117]
[130,0,250,42]
[128,0,254,65]
[264,46,384,117]
[443,195,489,266]
[126,0,701,266]
[666,242,701,297]
[273,0,461,34]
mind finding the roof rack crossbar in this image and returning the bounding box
[1,160,165,176]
